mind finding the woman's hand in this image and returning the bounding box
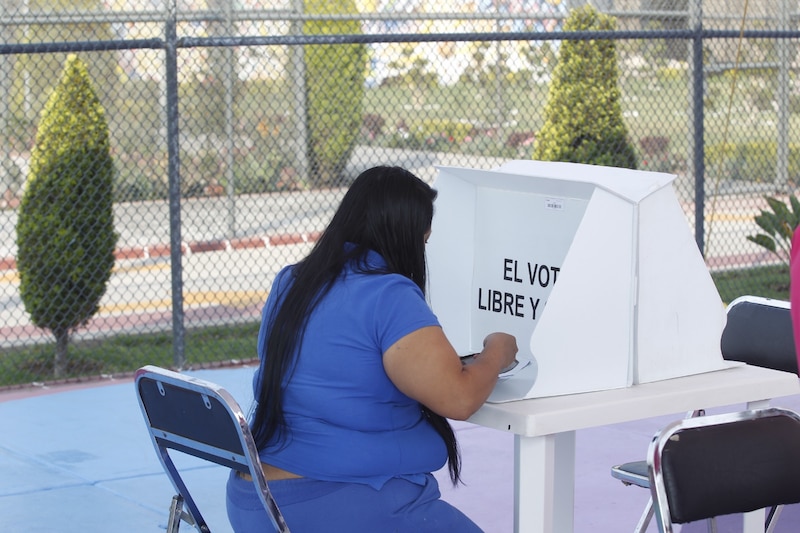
[383,327,518,420]
[481,332,519,372]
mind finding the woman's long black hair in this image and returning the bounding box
[250,166,462,484]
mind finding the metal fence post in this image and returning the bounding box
[0,0,10,193]
[690,0,705,255]
[776,0,792,192]
[290,0,309,183]
[165,0,185,369]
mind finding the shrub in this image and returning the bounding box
[180,150,222,198]
[114,166,161,202]
[706,140,800,184]
[638,135,683,173]
[655,66,685,84]
[747,195,800,268]
[417,119,474,145]
[386,118,475,153]
[16,55,118,377]
[304,0,367,186]
[506,131,537,149]
[790,94,800,114]
[383,43,439,88]
[362,113,386,139]
[639,135,670,155]
[113,151,169,202]
[231,151,292,194]
[532,5,637,169]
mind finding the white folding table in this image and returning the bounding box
[467,364,800,533]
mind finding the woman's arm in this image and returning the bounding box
[383,326,517,420]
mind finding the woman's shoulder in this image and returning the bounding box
[346,272,426,310]
[275,264,295,283]
[350,268,418,289]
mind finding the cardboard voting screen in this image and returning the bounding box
[426,160,729,402]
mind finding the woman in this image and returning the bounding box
[791,226,800,372]
[226,166,518,532]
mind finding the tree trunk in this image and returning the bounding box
[54,327,69,378]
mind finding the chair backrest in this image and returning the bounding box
[647,407,800,532]
[721,295,798,375]
[135,365,289,533]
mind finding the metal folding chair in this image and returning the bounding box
[649,407,800,533]
[135,365,290,533]
[611,410,706,532]
[610,295,798,532]
[721,296,798,375]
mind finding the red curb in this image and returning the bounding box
[0,257,16,271]
[0,236,777,274]
[230,236,267,250]
[148,243,185,258]
[189,240,228,253]
[0,233,317,272]
[114,248,146,260]
[706,251,775,270]
[0,235,781,282]
[269,233,307,246]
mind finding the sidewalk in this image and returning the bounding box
[2,364,800,532]
[0,149,778,274]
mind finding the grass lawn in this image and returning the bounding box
[0,322,260,388]
[712,263,790,303]
[0,264,791,389]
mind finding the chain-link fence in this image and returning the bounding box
[1,0,799,386]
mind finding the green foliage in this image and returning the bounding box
[0,322,261,387]
[387,118,475,152]
[304,0,367,186]
[638,135,685,173]
[712,264,790,304]
[15,0,117,127]
[533,5,637,169]
[16,55,118,377]
[706,140,800,184]
[747,195,800,268]
[231,151,294,194]
[113,166,165,202]
[639,0,689,62]
[178,79,230,136]
[384,44,439,88]
[460,41,514,87]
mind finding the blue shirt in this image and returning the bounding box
[253,249,446,489]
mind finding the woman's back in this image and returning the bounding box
[254,257,446,487]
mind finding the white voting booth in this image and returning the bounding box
[426,160,730,402]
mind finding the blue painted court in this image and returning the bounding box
[2,364,799,532]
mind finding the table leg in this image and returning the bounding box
[514,431,576,533]
[743,399,770,533]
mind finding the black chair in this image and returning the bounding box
[135,365,290,533]
[610,410,706,531]
[721,296,798,375]
[648,407,800,533]
[610,295,798,532]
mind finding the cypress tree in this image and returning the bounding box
[533,5,637,169]
[16,55,118,378]
[304,0,367,186]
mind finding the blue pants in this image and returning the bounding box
[226,470,483,533]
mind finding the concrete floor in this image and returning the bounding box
[2,364,799,532]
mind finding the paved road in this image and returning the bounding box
[0,149,781,349]
[0,148,500,348]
